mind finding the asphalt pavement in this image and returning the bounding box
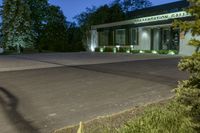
[0,53,187,133]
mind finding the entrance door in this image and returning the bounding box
[161,28,171,50]
[116,29,126,46]
[171,29,180,51]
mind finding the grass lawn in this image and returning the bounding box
[53,99,171,133]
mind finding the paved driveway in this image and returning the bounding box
[0,53,187,133]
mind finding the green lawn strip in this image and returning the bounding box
[53,98,172,133]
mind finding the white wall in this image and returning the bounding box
[137,28,151,50]
[153,29,160,50]
[179,31,197,56]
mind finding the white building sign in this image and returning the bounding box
[92,11,191,29]
[133,11,191,24]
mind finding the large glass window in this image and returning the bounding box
[116,29,126,46]
[161,28,171,50]
[156,27,179,51]
[171,29,180,51]
[99,30,109,46]
[130,28,138,45]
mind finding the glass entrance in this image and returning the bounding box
[116,29,126,46]
[161,28,171,50]
[151,27,180,51]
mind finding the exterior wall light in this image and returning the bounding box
[130,45,134,50]
[126,49,131,54]
[116,45,120,49]
[140,50,144,54]
[168,50,175,55]
[152,50,158,54]
[100,48,104,52]
[113,48,117,53]
[90,46,95,52]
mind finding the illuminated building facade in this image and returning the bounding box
[90,0,198,55]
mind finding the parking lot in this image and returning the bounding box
[0,53,187,133]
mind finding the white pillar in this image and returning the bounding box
[90,29,98,52]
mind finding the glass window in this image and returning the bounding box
[99,30,109,46]
[116,29,126,46]
[130,28,138,45]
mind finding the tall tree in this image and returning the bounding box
[122,0,152,12]
[75,3,125,49]
[66,22,85,52]
[2,0,35,53]
[174,0,200,125]
[39,5,68,52]
[27,0,49,51]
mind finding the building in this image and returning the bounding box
[90,0,198,55]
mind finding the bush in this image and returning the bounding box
[118,102,196,133]
[157,50,170,54]
[117,47,130,53]
[144,50,152,53]
[131,50,140,54]
[104,47,114,52]
[169,50,178,54]
[95,47,100,52]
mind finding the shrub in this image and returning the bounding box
[118,102,196,133]
[117,47,130,53]
[157,50,169,54]
[95,47,100,52]
[144,50,152,53]
[169,50,178,54]
[104,47,113,52]
[131,50,140,54]
[173,0,200,128]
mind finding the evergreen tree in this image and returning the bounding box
[39,5,68,52]
[2,0,35,53]
[27,0,49,51]
[174,0,200,124]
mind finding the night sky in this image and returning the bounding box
[50,0,178,21]
[0,0,178,22]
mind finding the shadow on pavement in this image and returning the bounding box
[0,87,40,133]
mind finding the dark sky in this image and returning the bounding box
[49,0,178,21]
[0,0,178,21]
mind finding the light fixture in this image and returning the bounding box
[152,50,158,54]
[100,48,104,52]
[90,46,95,52]
[126,49,131,54]
[130,45,134,50]
[168,50,175,55]
[116,45,120,49]
[140,50,144,54]
[113,48,117,53]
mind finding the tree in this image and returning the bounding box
[39,5,68,52]
[121,0,152,12]
[26,0,49,51]
[75,6,97,49]
[2,0,35,53]
[66,22,85,52]
[173,0,200,125]
[75,3,125,49]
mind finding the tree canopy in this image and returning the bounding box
[1,0,152,53]
[173,0,200,127]
[75,0,152,48]
[2,0,35,53]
